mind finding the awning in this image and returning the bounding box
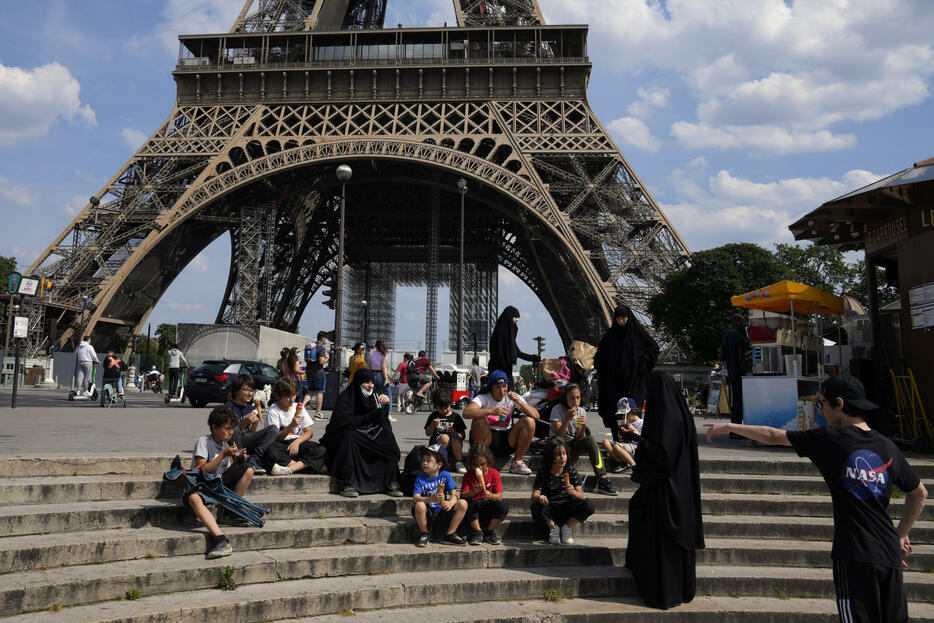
[731,280,845,315]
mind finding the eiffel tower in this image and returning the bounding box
[27,0,690,358]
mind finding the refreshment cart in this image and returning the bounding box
[731,280,845,431]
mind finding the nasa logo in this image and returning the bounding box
[841,450,892,501]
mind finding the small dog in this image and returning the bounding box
[252,384,272,409]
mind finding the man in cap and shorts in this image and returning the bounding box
[464,369,540,475]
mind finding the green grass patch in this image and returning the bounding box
[125,589,141,601]
[218,566,237,591]
[338,607,355,616]
[544,589,565,602]
[775,588,789,600]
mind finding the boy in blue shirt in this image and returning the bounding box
[412,444,468,547]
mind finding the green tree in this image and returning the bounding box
[648,243,785,362]
[772,243,859,295]
[845,260,900,310]
[155,323,177,352]
[0,256,17,343]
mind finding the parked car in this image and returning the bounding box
[184,360,279,408]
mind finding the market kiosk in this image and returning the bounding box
[731,280,845,431]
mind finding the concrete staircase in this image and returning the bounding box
[2,454,934,621]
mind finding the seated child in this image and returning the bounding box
[412,444,468,547]
[600,397,642,473]
[531,437,595,545]
[424,388,468,473]
[262,378,327,476]
[550,383,617,496]
[460,442,509,545]
[188,405,255,558]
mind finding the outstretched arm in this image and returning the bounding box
[704,422,790,446]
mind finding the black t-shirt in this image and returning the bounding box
[787,425,921,568]
[424,410,467,438]
[722,330,747,379]
[533,465,583,505]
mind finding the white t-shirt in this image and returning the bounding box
[264,403,312,441]
[550,404,588,439]
[192,434,230,475]
[471,392,526,431]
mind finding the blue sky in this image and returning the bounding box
[1,0,932,357]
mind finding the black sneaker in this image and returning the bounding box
[484,531,502,545]
[386,482,403,498]
[441,533,466,546]
[596,477,618,496]
[206,536,232,559]
[468,530,483,546]
[339,486,359,498]
[416,533,430,548]
[217,509,252,526]
[611,462,631,474]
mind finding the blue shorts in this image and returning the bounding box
[308,373,326,393]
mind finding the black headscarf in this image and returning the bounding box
[488,306,537,374]
[633,370,704,550]
[324,367,384,434]
[595,304,659,403]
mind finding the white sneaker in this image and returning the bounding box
[455,461,467,474]
[560,525,574,544]
[270,463,291,476]
[548,524,561,545]
[388,415,398,423]
[509,458,532,475]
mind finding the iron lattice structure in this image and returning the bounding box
[27,0,690,357]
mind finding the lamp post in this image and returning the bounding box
[456,177,467,366]
[361,299,368,345]
[334,164,352,371]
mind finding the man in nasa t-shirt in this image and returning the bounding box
[704,374,926,623]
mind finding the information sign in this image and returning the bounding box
[17,278,39,296]
[12,316,28,339]
[7,272,21,295]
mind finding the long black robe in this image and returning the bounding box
[625,370,704,610]
[595,304,659,437]
[488,306,538,376]
[320,369,401,493]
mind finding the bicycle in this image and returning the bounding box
[100,374,127,408]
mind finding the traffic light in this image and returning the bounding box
[534,336,546,357]
[321,271,337,310]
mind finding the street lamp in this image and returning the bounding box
[456,177,467,366]
[334,164,352,371]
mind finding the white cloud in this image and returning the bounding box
[663,164,883,250]
[543,0,934,154]
[670,122,856,154]
[121,128,148,151]
[0,62,96,146]
[188,252,209,273]
[0,176,34,205]
[167,302,206,312]
[627,86,670,118]
[125,0,243,57]
[61,195,87,217]
[608,116,661,152]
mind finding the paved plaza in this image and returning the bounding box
[0,384,807,464]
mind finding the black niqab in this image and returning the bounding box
[625,370,704,610]
[488,306,537,375]
[321,367,400,493]
[595,304,659,433]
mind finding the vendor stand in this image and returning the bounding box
[731,280,845,431]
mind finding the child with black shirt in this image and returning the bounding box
[188,405,255,558]
[531,437,595,545]
[424,388,468,474]
[461,442,509,545]
[412,444,468,547]
[706,374,927,623]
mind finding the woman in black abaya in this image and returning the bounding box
[320,369,403,498]
[488,306,540,378]
[624,370,704,610]
[594,304,659,440]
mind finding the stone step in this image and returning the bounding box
[5,565,634,622]
[0,471,847,506]
[284,595,934,623]
[2,489,931,537]
[4,453,933,480]
[4,537,934,616]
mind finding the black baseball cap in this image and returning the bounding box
[821,374,878,411]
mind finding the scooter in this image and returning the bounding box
[68,367,99,401]
[165,368,186,404]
